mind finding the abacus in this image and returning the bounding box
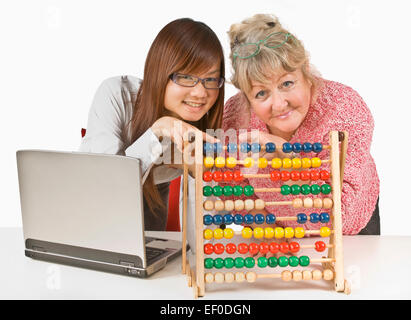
[181,131,350,298]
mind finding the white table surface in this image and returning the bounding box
[1,227,411,299]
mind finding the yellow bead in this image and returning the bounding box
[243,157,255,168]
[302,158,312,169]
[320,226,331,237]
[214,228,224,239]
[284,227,295,238]
[271,158,282,169]
[253,227,264,239]
[224,228,234,239]
[204,157,214,168]
[215,157,225,168]
[258,158,268,168]
[226,157,237,168]
[274,227,285,239]
[294,227,305,238]
[264,227,274,239]
[311,157,321,168]
[242,227,253,239]
[204,229,213,240]
[282,158,292,169]
[292,158,302,169]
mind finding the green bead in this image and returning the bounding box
[268,257,278,267]
[233,185,243,196]
[214,258,224,269]
[278,256,289,267]
[224,257,235,269]
[234,257,245,268]
[212,186,223,197]
[321,184,332,195]
[301,184,311,195]
[299,255,310,267]
[223,185,233,196]
[281,185,291,195]
[291,184,301,195]
[310,184,321,195]
[288,256,299,267]
[243,185,255,196]
[204,258,214,269]
[203,186,213,197]
[244,257,255,268]
[257,257,268,268]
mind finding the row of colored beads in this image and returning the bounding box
[203,169,330,182]
[203,156,322,169]
[204,241,327,255]
[280,184,331,195]
[203,226,331,240]
[204,255,311,269]
[203,142,323,154]
[203,185,255,197]
[203,212,330,226]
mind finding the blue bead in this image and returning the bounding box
[203,143,213,154]
[313,142,323,153]
[227,143,238,153]
[303,142,313,153]
[309,213,320,223]
[214,143,223,153]
[297,213,307,224]
[320,212,330,223]
[255,214,265,224]
[240,143,251,153]
[251,143,261,153]
[282,142,293,153]
[265,142,276,153]
[223,214,234,225]
[234,214,243,225]
[266,214,276,224]
[292,142,302,153]
[203,214,213,225]
[244,214,254,224]
[213,214,223,225]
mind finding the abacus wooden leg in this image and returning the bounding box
[186,260,192,287]
[344,279,351,295]
[191,268,198,299]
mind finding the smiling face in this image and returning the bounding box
[164,62,221,122]
[245,68,312,140]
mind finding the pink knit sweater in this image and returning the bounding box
[221,78,380,235]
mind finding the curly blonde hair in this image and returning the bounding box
[228,14,319,94]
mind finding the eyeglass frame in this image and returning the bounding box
[169,73,225,89]
[232,32,294,63]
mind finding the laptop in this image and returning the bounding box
[16,150,183,278]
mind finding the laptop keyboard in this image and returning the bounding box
[146,247,167,264]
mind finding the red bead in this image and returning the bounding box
[320,170,330,180]
[281,171,290,181]
[226,243,237,254]
[315,241,326,252]
[249,243,259,255]
[290,171,301,181]
[223,171,233,182]
[214,243,225,254]
[270,170,281,181]
[269,242,280,254]
[310,170,320,181]
[259,242,269,254]
[233,170,244,182]
[300,170,310,181]
[204,243,214,254]
[279,242,289,254]
[289,241,300,253]
[213,171,223,182]
[203,171,213,182]
[238,243,249,254]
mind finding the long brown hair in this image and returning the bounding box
[125,18,225,215]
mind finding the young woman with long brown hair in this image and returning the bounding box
[80,18,225,233]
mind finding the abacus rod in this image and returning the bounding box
[221,145,332,150]
[243,173,332,179]
[236,159,331,166]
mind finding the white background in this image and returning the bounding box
[1,0,410,234]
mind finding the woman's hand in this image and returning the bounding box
[239,130,288,160]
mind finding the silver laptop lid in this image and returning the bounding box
[16,150,146,265]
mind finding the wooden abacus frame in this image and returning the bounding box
[181,131,350,298]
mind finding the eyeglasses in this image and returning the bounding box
[233,32,294,63]
[170,73,225,89]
